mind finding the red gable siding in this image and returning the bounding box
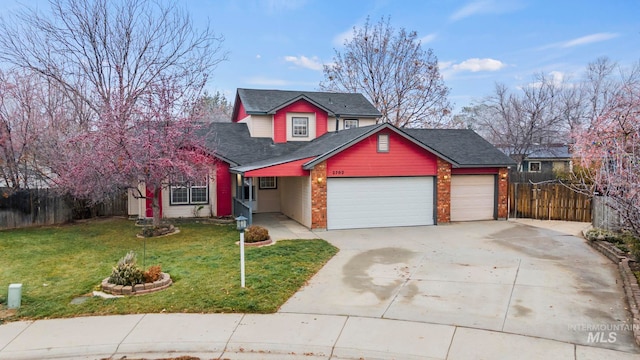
[245,157,314,177]
[215,161,232,216]
[234,101,248,122]
[273,99,328,143]
[451,167,499,175]
[326,130,439,177]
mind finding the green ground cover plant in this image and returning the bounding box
[0,218,337,321]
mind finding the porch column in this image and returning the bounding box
[311,161,328,229]
[497,168,509,220]
[436,158,451,224]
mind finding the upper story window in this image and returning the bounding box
[170,176,209,205]
[528,161,541,172]
[378,134,389,152]
[292,117,309,137]
[344,119,359,129]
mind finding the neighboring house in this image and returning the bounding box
[521,145,572,174]
[498,144,572,174]
[129,88,516,230]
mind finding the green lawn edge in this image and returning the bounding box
[0,218,337,322]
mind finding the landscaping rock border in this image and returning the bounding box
[584,229,640,346]
[101,272,172,296]
[237,237,274,247]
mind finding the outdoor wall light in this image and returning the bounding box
[501,172,508,179]
[443,174,449,180]
[317,177,324,184]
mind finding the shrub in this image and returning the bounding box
[244,225,269,243]
[143,265,162,283]
[108,251,144,286]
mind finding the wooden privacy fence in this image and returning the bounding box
[509,183,592,222]
[0,188,128,230]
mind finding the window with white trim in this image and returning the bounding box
[528,161,541,172]
[378,134,389,152]
[292,117,309,137]
[344,119,359,129]
[170,176,209,205]
[259,177,277,189]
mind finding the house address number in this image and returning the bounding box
[332,170,345,175]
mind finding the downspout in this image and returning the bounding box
[335,115,340,132]
[248,177,253,226]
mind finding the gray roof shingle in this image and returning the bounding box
[404,129,517,167]
[201,122,516,172]
[236,88,382,118]
[199,123,305,166]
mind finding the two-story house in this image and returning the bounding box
[129,88,516,230]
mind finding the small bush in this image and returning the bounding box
[108,251,144,286]
[245,225,269,243]
[143,265,162,283]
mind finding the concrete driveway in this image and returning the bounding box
[278,220,638,353]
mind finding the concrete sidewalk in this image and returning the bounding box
[1,312,639,360]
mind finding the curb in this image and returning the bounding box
[584,228,640,346]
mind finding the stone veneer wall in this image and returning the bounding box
[436,158,452,224]
[310,161,327,229]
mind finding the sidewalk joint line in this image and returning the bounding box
[445,326,458,360]
[0,320,34,353]
[501,258,521,331]
[222,313,245,357]
[111,313,147,358]
[329,315,349,359]
[382,252,427,318]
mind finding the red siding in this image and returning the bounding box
[326,130,439,177]
[273,110,287,143]
[233,101,248,122]
[273,99,329,143]
[145,187,162,218]
[215,161,232,216]
[451,167,499,175]
[245,157,314,177]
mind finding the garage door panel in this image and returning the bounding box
[327,177,434,230]
[451,175,495,222]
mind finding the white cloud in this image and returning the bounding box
[526,71,577,89]
[333,27,354,47]
[451,58,507,72]
[256,54,262,59]
[420,33,437,44]
[441,58,507,80]
[538,32,620,50]
[561,32,619,48]
[450,0,524,21]
[284,55,324,71]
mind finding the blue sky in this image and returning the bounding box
[191,0,640,112]
[2,0,639,113]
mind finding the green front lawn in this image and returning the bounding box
[0,218,337,321]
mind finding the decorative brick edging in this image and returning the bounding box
[101,272,172,296]
[584,229,640,345]
[619,259,640,345]
[241,238,274,247]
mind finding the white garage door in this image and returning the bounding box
[451,175,495,221]
[327,177,434,230]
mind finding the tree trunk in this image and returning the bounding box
[152,187,162,226]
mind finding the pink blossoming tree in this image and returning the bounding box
[571,76,640,239]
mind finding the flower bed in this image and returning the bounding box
[101,272,172,296]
